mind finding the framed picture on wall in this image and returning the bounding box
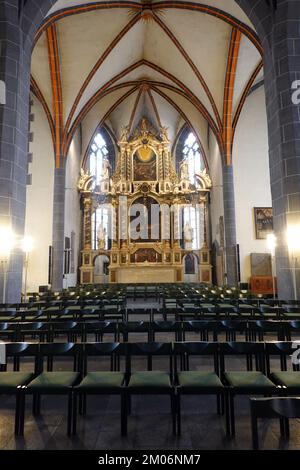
[254,207,273,239]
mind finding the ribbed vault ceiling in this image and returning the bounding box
[30,0,263,166]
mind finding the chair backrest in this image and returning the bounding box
[174,341,219,373]
[83,342,126,373]
[85,321,116,333]
[4,342,40,372]
[151,321,178,332]
[6,342,39,357]
[119,321,149,334]
[265,341,299,373]
[38,342,81,372]
[126,342,173,375]
[0,311,16,319]
[19,322,44,332]
[219,341,266,373]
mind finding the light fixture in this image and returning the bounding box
[266,233,277,254]
[21,235,33,254]
[0,227,15,304]
[21,236,34,302]
[287,225,300,255]
[0,227,15,258]
[287,225,300,301]
[267,233,277,299]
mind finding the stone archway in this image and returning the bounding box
[94,255,110,284]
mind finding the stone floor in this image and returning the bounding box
[1,299,300,450]
[1,394,300,450]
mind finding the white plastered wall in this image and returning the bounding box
[232,85,272,283]
[208,130,225,285]
[209,130,224,248]
[25,96,54,292]
[64,127,82,288]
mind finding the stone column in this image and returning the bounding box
[51,164,66,291]
[222,165,238,286]
[237,0,300,299]
[0,3,30,302]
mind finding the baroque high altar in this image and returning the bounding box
[78,118,212,284]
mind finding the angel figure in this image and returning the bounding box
[101,157,111,180]
[120,125,129,142]
[160,126,169,143]
[97,224,107,250]
[184,221,194,243]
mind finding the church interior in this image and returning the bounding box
[1,0,300,453]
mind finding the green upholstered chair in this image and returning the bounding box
[250,397,300,449]
[18,322,47,342]
[72,342,126,435]
[82,321,117,343]
[174,341,228,436]
[248,320,286,342]
[180,320,219,342]
[0,322,18,342]
[266,341,300,395]
[124,342,175,435]
[285,320,300,341]
[20,342,81,436]
[0,342,39,435]
[150,321,180,342]
[220,341,278,436]
[219,320,249,342]
[118,321,150,343]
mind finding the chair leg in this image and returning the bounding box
[229,393,235,436]
[72,393,77,436]
[121,391,127,436]
[127,394,132,415]
[284,417,290,437]
[177,393,181,436]
[225,391,230,437]
[220,393,225,415]
[67,391,73,436]
[15,388,21,436]
[18,387,26,437]
[171,392,176,436]
[250,404,259,450]
[33,393,41,415]
[79,393,87,415]
[217,393,223,415]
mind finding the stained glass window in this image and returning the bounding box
[89,132,109,183]
[182,132,203,183]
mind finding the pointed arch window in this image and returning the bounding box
[89,132,109,183]
[182,132,204,183]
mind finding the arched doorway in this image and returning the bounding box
[94,255,110,284]
[183,253,199,283]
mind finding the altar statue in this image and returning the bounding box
[101,157,111,180]
[160,126,169,143]
[120,125,129,142]
[184,222,193,249]
[180,158,189,181]
[97,224,107,250]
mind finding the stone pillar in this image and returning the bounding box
[0,3,31,302]
[222,165,238,286]
[51,164,66,291]
[237,0,300,299]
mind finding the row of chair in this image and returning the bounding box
[2,319,300,343]
[2,305,300,324]
[1,340,300,439]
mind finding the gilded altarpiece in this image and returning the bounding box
[78,119,212,284]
